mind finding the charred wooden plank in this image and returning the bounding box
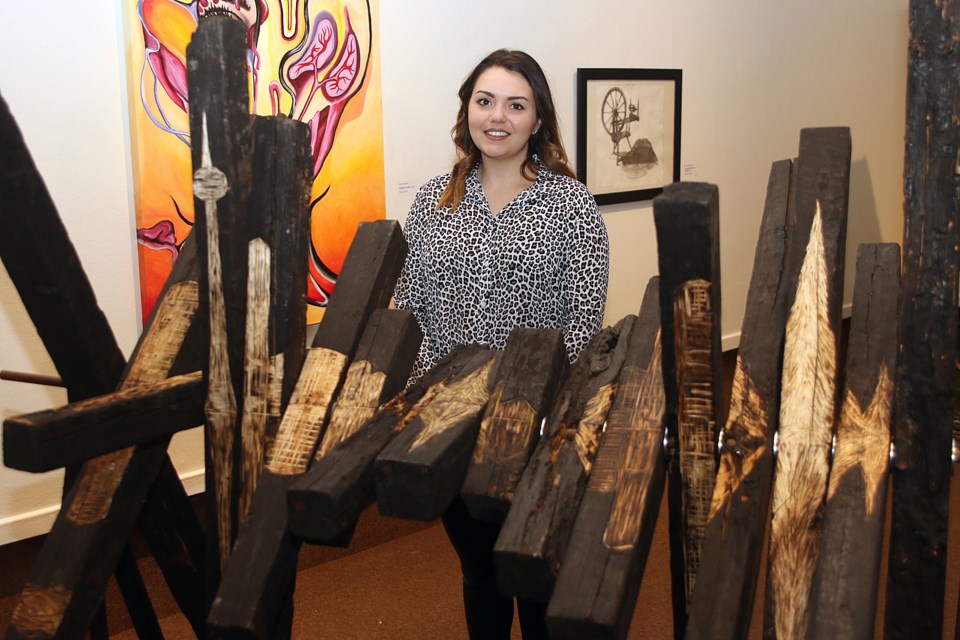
[6,242,203,640]
[495,317,635,603]
[764,126,851,640]
[545,278,666,640]
[808,243,899,639]
[186,16,256,581]
[207,221,407,640]
[460,328,568,523]
[314,309,422,458]
[239,116,312,525]
[3,372,204,472]
[374,347,500,521]
[653,181,722,634]
[688,168,792,632]
[289,344,491,546]
[0,93,125,402]
[885,4,960,638]
[686,159,794,640]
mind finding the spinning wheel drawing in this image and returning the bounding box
[601,87,640,159]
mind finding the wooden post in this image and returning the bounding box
[686,159,794,640]
[207,221,406,640]
[545,278,667,640]
[288,344,486,546]
[238,116,312,525]
[764,126,851,640]
[495,317,634,603]
[374,347,500,521]
[808,243,899,639]
[653,181,722,635]
[885,3,960,638]
[460,328,569,523]
[187,15,255,580]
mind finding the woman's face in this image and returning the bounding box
[467,66,541,167]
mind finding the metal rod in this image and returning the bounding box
[0,370,65,387]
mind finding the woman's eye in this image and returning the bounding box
[476,97,491,106]
[510,103,525,110]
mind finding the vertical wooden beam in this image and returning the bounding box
[238,116,312,525]
[187,15,254,582]
[460,328,569,523]
[764,126,850,640]
[653,181,722,635]
[885,3,960,638]
[808,243,899,640]
[545,278,667,640]
[686,159,793,640]
[495,317,634,603]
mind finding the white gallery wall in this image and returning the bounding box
[0,1,907,543]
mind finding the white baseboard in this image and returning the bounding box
[0,468,206,546]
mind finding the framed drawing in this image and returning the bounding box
[576,68,682,205]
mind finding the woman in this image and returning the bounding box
[394,49,609,639]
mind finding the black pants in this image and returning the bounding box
[441,497,548,640]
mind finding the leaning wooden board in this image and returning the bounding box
[545,278,667,640]
[495,317,634,603]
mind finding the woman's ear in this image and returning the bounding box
[534,119,542,135]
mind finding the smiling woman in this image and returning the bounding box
[392,48,610,640]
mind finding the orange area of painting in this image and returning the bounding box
[142,0,196,61]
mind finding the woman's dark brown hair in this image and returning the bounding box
[437,49,575,211]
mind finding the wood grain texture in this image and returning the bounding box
[885,3,960,638]
[288,344,483,545]
[6,244,203,640]
[765,127,850,640]
[374,348,499,521]
[495,318,634,603]
[687,157,794,640]
[546,278,666,640]
[808,243,899,640]
[461,328,568,523]
[653,181,722,636]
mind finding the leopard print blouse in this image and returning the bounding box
[394,159,609,384]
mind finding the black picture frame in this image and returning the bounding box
[576,68,682,205]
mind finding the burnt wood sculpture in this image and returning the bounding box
[1,90,207,638]
[764,126,851,640]
[460,328,569,523]
[885,3,960,639]
[374,347,500,521]
[545,278,667,640]
[288,343,484,545]
[5,235,205,640]
[653,181,722,635]
[808,243,900,640]
[495,317,634,603]
[207,220,407,640]
[685,159,794,640]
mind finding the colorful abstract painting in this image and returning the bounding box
[127,0,385,324]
